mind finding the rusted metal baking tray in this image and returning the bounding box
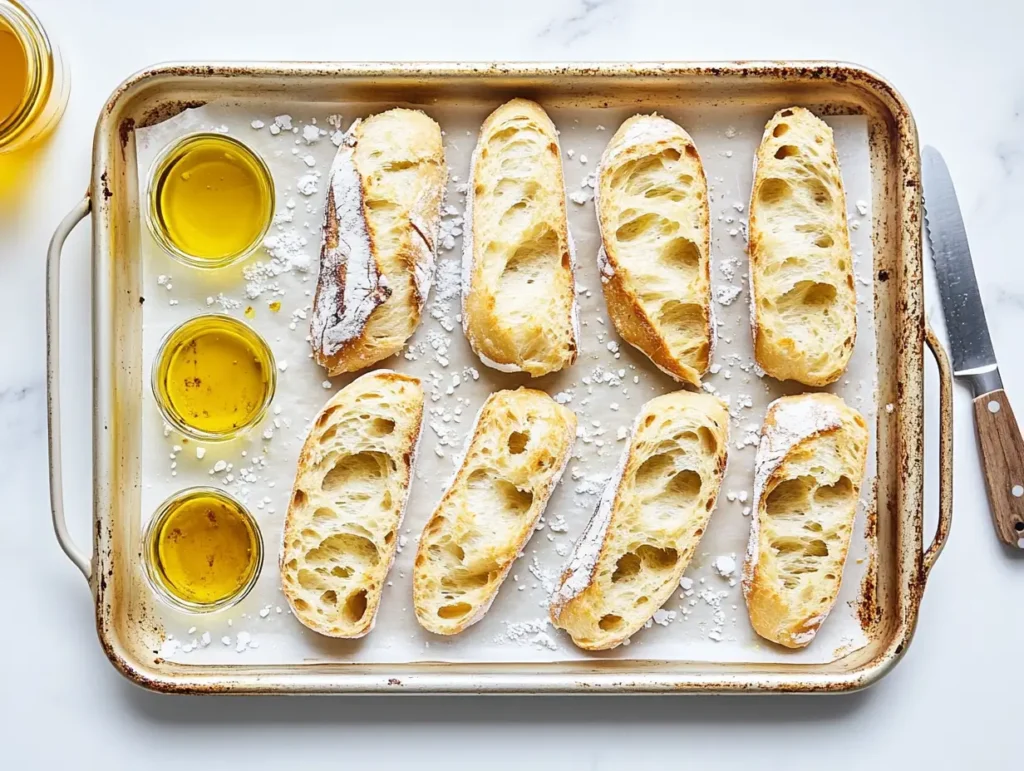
[46,62,952,694]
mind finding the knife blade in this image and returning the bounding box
[921,146,1000,384]
[922,145,1024,548]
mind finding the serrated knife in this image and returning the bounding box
[923,146,1024,548]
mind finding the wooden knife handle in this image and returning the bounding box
[974,389,1024,548]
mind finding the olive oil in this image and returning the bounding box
[153,314,276,440]
[0,1,68,154]
[148,133,274,267]
[144,488,263,611]
[0,17,28,130]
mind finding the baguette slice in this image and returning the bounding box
[550,391,729,650]
[462,98,579,376]
[596,114,713,387]
[413,388,576,634]
[742,393,868,649]
[311,109,445,375]
[749,107,856,386]
[281,370,424,638]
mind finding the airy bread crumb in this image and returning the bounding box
[550,390,729,650]
[596,114,714,387]
[413,388,576,635]
[748,107,856,386]
[462,99,579,376]
[280,371,424,638]
[742,392,868,648]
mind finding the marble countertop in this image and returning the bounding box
[1,0,1020,767]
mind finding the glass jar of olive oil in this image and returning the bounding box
[0,1,69,153]
[144,487,263,613]
[152,314,277,442]
[147,133,275,268]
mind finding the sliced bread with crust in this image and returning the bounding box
[748,107,856,386]
[311,108,445,376]
[742,393,869,649]
[550,391,728,650]
[413,388,576,635]
[462,98,579,376]
[596,114,713,387]
[281,370,424,638]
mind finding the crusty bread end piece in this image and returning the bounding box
[413,388,576,634]
[281,370,424,638]
[749,107,856,386]
[311,109,445,375]
[742,392,868,649]
[550,391,728,650]
[596,114,713,387]
[462,98,579,376]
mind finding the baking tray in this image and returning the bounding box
[46,62,952,694]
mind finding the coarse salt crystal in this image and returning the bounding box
[297,174,319,196]
[302,124,320,144]
[712,555,736,578]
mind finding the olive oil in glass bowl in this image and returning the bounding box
[152,314,276,442]
[143,487,263,613]
[147,133,275,268]
[0,0,69,154]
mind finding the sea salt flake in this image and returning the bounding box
[652,609,675,626]
[716,285,742,306]
[297,174,319,196]
[302,124,320,144]
[712,555,736,578]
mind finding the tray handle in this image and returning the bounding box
[46,195,93,582]
[923,325,953,576]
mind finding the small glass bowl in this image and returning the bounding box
[143,487,264,614]
[151,314,277,442]
[0,0,70,154]
[145,132,275,269]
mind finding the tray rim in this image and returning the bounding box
[81,60,937,695]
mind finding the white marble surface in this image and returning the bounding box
[1,0,1021,767]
